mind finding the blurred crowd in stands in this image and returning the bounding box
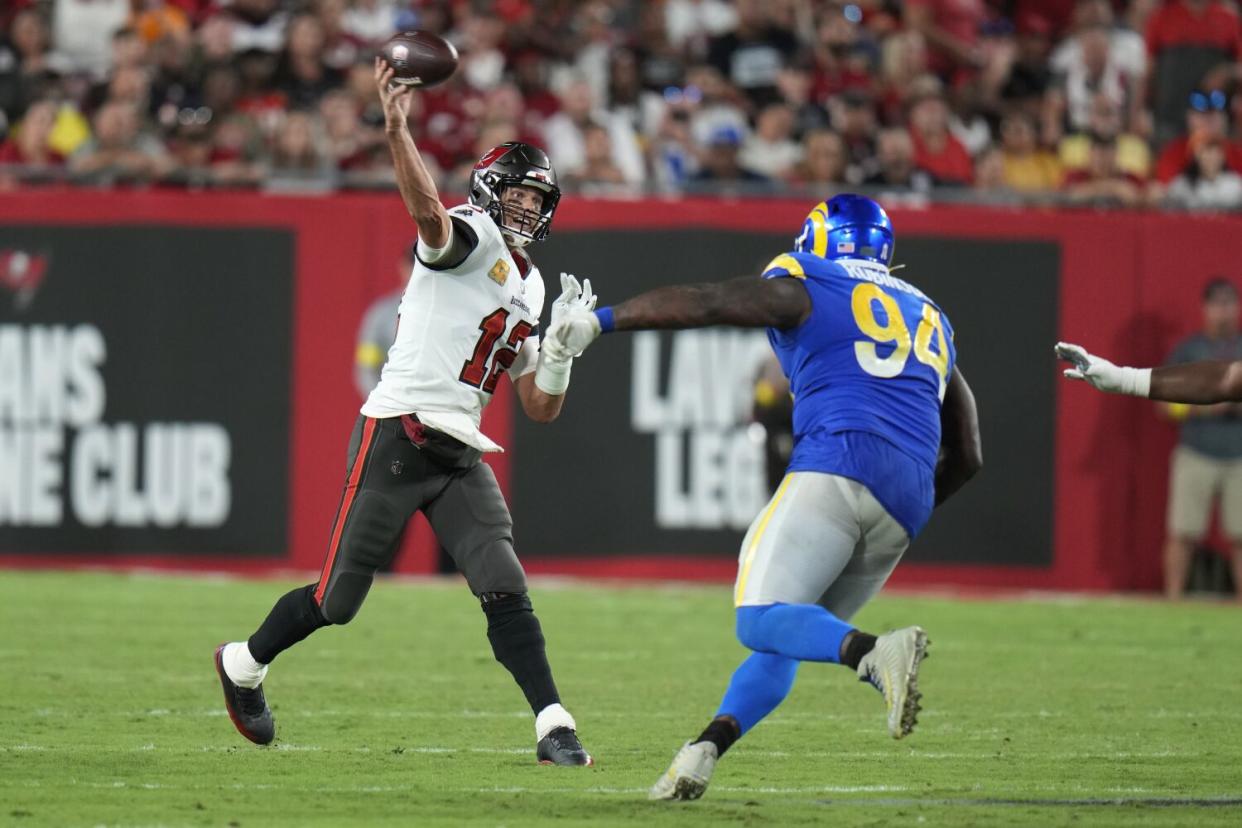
[5,0,1242,207]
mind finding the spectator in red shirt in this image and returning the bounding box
[1146,0,1242,147]
[1155,89,1242,183]
[0,98,63,166]
[906,75,973,185]
[904,0,990,84]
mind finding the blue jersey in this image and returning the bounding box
[762,251,956,537]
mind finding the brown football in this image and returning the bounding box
[381,31,459,88]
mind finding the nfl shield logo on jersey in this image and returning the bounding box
[489,259,510,286]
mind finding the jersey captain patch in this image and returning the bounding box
[489,259,510,286]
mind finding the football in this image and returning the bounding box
[381,31,459,88]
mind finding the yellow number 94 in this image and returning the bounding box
[851,283,949,397]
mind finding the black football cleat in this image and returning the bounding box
[214,644,275,745]
[536,726,593,766]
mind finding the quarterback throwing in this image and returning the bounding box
[213,59,595,766]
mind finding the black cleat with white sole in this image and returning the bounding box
[536,726,593,766]
[214,644,275,745]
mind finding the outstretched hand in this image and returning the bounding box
[1054,342,1149,396]
[374,57,411,126]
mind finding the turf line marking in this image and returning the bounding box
[814,796,1242,809]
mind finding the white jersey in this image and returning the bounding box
[361,204,546,452]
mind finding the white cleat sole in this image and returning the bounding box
[892,627,929,739]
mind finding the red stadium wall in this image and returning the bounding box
[0,191,1229,591]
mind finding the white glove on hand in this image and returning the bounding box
[547,308,602,361]
[549,272,596,333]
[1055,342,1152,397]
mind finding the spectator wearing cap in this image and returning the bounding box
[690,123,769,189]
[706,0,797,107]
[1146,0,1242,148]
[1163,138,1242,209]
[998,112,1061,193]
[1155,89,1242,184]
[1059,92,1151,179]
[740,102,801,179]
[1062,131,1145,205]
[1161,277,1242,601]
[904,0,989,84]
[906,75,973,186]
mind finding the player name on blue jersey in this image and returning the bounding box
[760,251,956,538]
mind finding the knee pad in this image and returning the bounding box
[319,573,372,625]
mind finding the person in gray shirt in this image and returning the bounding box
[1160,278,1242,600]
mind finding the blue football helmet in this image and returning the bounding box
[794,194,894,266]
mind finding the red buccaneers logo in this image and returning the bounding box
[0,249,48,311]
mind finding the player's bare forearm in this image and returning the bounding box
[385,125,450,248]
[377,59,450,248]
[1149,360,1242,404]
[934,366,982,506]
[514,372,564,423]
[612,277,811,332]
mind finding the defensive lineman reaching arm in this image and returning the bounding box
[377,58,579,422]
[1056,342,1242,403]
[547,274,981,507]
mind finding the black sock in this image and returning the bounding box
[695,716,741,757]
[247,584,330,665]
[482,593,561,714]
[840,630,878,671]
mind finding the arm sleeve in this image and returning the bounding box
[416,215,479,271]
[508,330,541,380]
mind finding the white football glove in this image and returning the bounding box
[1055,342,1151,397]
[549,272,596,333]
[548,307,603,361]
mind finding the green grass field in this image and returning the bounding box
[1,570,1240,827]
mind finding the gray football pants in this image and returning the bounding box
[733,471,910,621]
[314,415,527,623]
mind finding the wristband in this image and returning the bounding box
[594,306,615,334]
[1128,367,1152,398]
[535,353,572,396]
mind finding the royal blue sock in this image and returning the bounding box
[735,603,854,663]
[715,651,800,734]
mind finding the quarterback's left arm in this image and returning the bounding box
[509,273,598,424]
[1055,342,1242,403]
[545,276,811,358]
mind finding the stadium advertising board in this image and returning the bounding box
[515,229,1058,568]
[0,226,293,557]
